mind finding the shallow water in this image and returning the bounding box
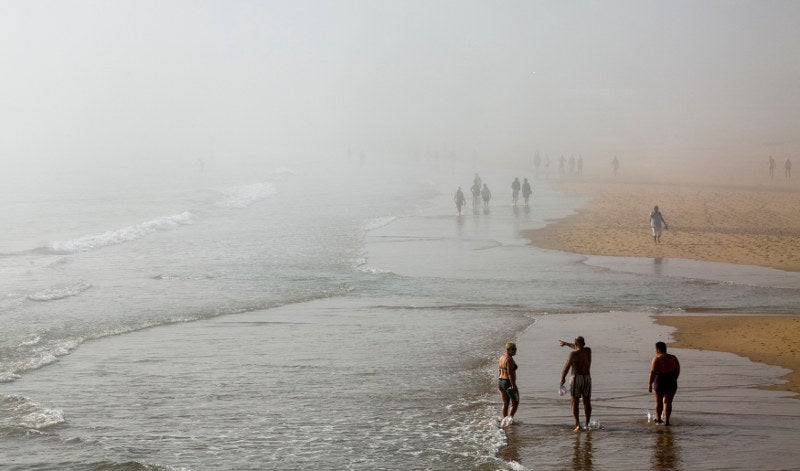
[1,158,798,469]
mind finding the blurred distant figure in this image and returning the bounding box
[473,173,482,189]
[454,186,466,215]
[533,154,542,177]
[544,155,550,179]
[785,157,792,179]
[577,155,583,176]
[568,155,575,175]
[481,183,492,209]
[558,155,566,176]
[649,205,668,244]
[522,178,532,206]
[511,177,521,206]
[612,156,620,176]
[769,156,776,179]
[648,341,680,426]
[470,181,481,207]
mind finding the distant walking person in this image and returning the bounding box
[769,156,776,179]
[498,342,519,426]
[481,183,492,209]
[454,187,466,215]
[649,205,668,244]
[544,155,551,179]
[559,336,592,432]
[521,178,532,206]
[511,178,521,206]
[786,157,792,179]
[612,156,620,176]
[470,182,481,207]
[648,341,680,426]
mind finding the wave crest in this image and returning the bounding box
[48,212,195,254]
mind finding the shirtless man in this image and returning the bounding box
[559,336,592,431]
[648,341,680,426]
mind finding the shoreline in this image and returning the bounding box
[656,314,799,397]
[525,177,800,397]
[525,179,800,272]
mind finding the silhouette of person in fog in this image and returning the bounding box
[612,156,620,176]
[769,156,776,179]
[511,178,521,206]
[785,157,792,179]
[522,178,532,206]
[481,183,492,209]
[470,181,481,207]
[454,186,466,215]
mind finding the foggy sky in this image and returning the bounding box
[2,0,799,173]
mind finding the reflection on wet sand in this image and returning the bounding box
[571,431,594,471]
[651,429,680,470]
[497,424,520,463]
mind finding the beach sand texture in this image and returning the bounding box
[526,180,800,272]
[525,174,800,396]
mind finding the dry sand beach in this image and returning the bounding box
[524,166,800,396]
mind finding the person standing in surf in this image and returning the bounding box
[521,178,532,206]
[511,177,521,206]
[481,183,492,210]
[648,341,680,426]
[498,342,519,426]
[453,186,466,215]
[559,336,592,431]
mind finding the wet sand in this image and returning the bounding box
[526,179,800,272]
[524,175,800,398]
[503,312,800,470]
[655,315,800,396]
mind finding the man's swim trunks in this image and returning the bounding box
[569,374,591,398]
[653,371,678,393]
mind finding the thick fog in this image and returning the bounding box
[1,1,798,185]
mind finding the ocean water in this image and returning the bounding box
[1,157,799,470]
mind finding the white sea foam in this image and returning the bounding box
[0,372,21,383]
[48,212,196,254]
[26,281,92,302]
[21,408,65,430]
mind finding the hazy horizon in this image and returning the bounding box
[2,0,799,183]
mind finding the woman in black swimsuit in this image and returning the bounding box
[498,342,519,425]
[648,341,680,425]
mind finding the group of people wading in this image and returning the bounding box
[498,338,680,431]
[453,173,533,215]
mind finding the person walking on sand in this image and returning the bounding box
[453,186,466,215]
[648,341,680,426]
[481,183,492,209]
[769,156,776,179]
[559,336,592,431]
[522,178,532,206]
[649,205,668,244]
[612,156,620,176]
[498,342,519,426]
[786,157,792,179]
[511,177,521,206]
